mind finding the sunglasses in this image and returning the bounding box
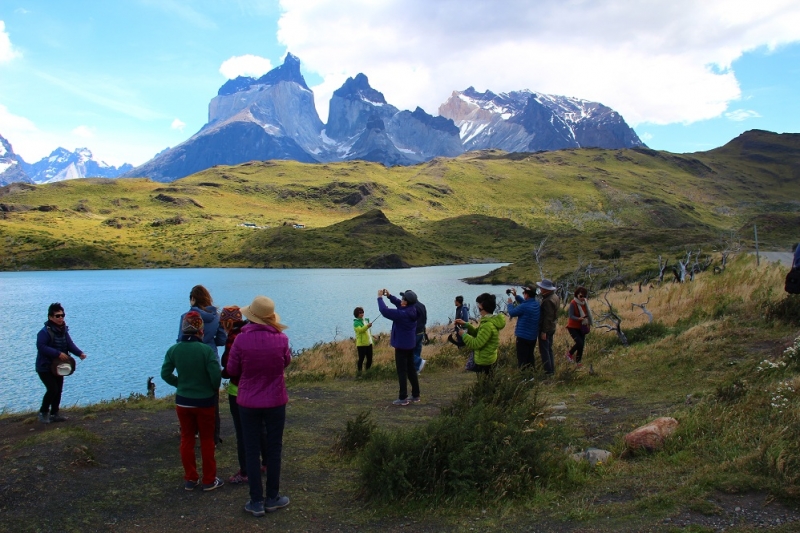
[53,313,65,318]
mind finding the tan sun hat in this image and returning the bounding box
[241,296,287,331]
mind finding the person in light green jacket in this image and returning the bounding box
[353,307,374,373]
[454,293,506,374]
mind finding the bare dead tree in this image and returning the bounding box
[657,255,669,283]
[631,296,653,323]
[673,251,692,283]
[716,230,742,271]
[532,237,548,280]
[595,290,629,346]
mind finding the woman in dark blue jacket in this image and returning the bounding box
[507,287,540,369]
[35,302,87,423]
[378,288,419,406]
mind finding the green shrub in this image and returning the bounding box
[761,295,800,326]
[625,321,671,345]
[333,410,377,457]
[356,368,567,503]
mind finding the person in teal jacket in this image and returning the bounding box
[454,293,506,374]
[353,307,374,373]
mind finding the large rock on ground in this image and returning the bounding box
[624,416,678,453]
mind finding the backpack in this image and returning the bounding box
[786,268,800,294]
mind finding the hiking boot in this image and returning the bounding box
[564,351,575,363]
[392,398,410,406]
[264,494,290,512]
[418,359,426,374]
[202,477,224,491]
[228,470,248,484]
[184,479,199,491]
[410,396,421,403]
[244,499,265,517]
[37,412,50,424]
[49,413,67,423]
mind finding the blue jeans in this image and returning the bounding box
[539,332,555,374]
[239,404,286,503]
[413,332,424,371]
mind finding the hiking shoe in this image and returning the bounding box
[184,479,199,491]
[228,470,248,484]
[410,396,421,403]
[244,499,265,517]
[564,351,575,363]
[49,413,67,423]
[392,398,410,406]
[264,494,290,512]
[261,465,267,473]
[418,359,426,374]
[202,477,224,491]
[37,412,50,424]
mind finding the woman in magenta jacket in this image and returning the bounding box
[226,296,291,518]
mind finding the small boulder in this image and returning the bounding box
[623,416,678,453]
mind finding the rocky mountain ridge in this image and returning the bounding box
[0,134,132,186]
[125,54,643,182]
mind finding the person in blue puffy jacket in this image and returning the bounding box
[507,286,540,369]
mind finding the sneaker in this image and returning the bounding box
[244,499,265,517]
[576,363,583,368]
[264,494,290,512]
[261,465,267,474]
[392,398,410,406]
[228,470,248,484]
[184,479,199,491]
[418,359,426,374]
[49,413,67,423]
[410,396,421,402]
[37,412,50,424]
[564,351,575,363]
[202,477,224,491]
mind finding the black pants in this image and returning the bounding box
[539,332,555,375]
[229,393,268,474]
[240,404,286,503]
[394,348,420,400]
[471,363,494,376]
[567,327,586,363]
[516,337,538,369]
[38,371,64,415]
[356,345,373,372]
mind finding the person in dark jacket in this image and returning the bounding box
[35,303,87,423]
[177,285,227,445]
[507,286,541,369]
[537,279,561,376]
[794,243,800,269]
[378,288,419,406]
[162,311,223,492]
[448,295,471,347]
[402,289,428,374]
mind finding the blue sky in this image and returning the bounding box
[1,0,799,166]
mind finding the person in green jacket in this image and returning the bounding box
[162,311,223,492]
[454,293,506,374]
[353,307,374,373]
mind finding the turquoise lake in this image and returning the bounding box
[0,264,507,413]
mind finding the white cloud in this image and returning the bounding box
[72,125,94,138]
[171,118,186,131]
[640,132,654,141]
[219,54,274,79]
[0,21,21,63]
[724,109,761,121]
[276,0,800,125]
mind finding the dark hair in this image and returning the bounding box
[48,302,64,317]
[455,295,464,304]
[190,285,213,308]
[353,306,364,318]
[476,293,497,314]
[522,286,536,297]
[574,286,588,298]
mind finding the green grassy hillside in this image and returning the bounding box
[1,130,797,279]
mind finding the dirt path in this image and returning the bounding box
[2,370,799,532]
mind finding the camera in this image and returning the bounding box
[505,289,512,295]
